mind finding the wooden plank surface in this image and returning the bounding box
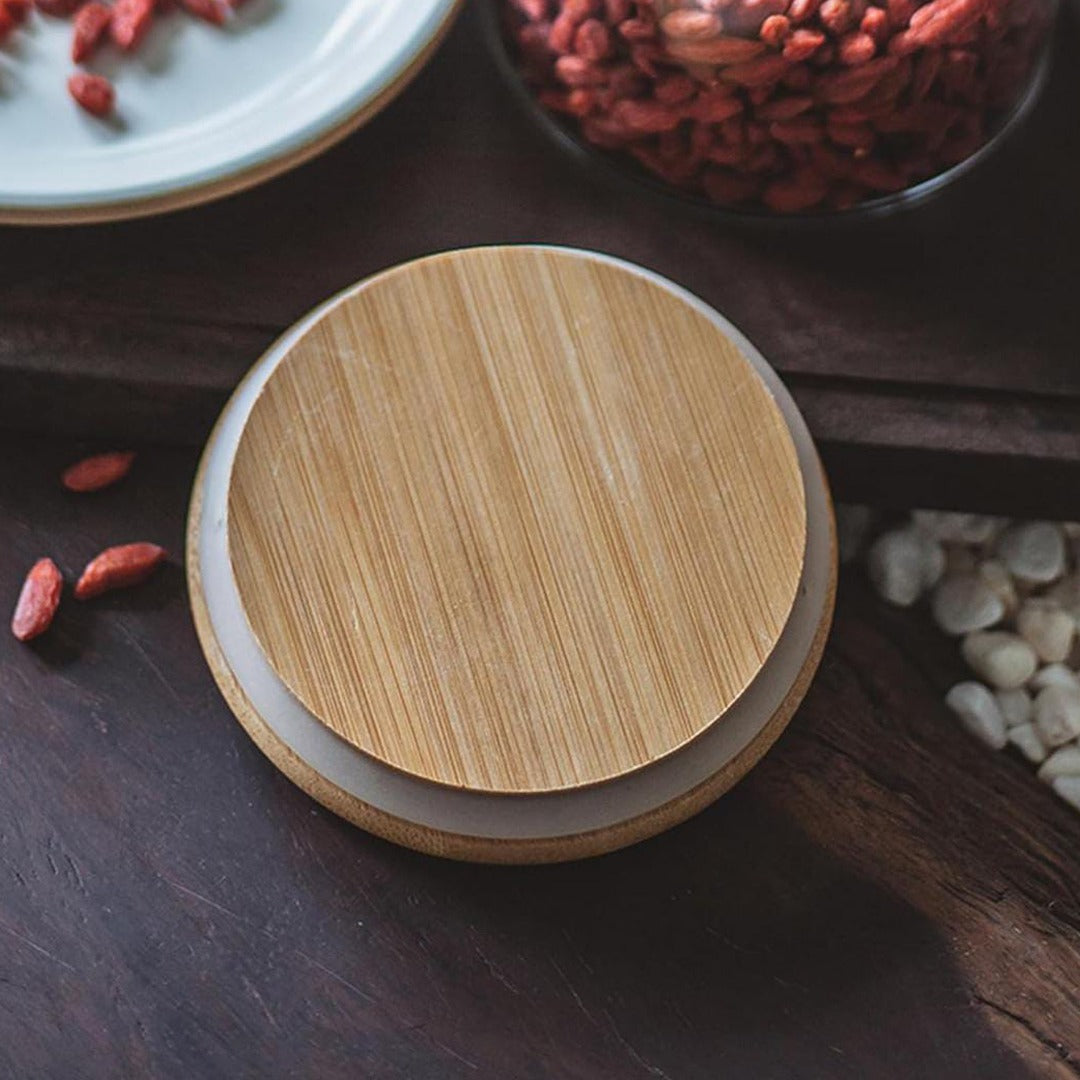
[0,5,1079,517]
[3,435,1080,1077]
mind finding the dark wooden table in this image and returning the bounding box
[4,5,1080,1075]
[2,434,1080,1079]
[1,3,1079,518]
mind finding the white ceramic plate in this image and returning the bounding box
[0,0,460,224]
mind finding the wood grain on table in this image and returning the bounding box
[2,437,1079,1079]
[0,5,1078,519]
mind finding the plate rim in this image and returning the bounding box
[0,0,464,227]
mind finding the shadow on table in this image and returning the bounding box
[289,784,1034,1080]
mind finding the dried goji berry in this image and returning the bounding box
[179,0,227,24]
[769,116,826,145]
[74,543,167,601]
[504,0,1056,214]
[756,94,814,120]
[34,0,82,17]
[61,451,136,493]
[110,0,155,49]
[762,168,830,211]
[838,30,877,64]
[860,5,889,40]
[759,14,792,46]
[71,1,112,62]
[3,0,32,22]
[819,0,855,34]
[783,28,827,60]
[789,0,823,23]
[11,558,63,642]
[68,72,115,117]
[574,18,611,61]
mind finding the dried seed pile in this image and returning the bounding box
[504,0,1055,213]
[858,508,1080,813]
[0,0,251,118]
[9,451,167,642]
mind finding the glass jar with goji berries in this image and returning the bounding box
[493,0,1060,216]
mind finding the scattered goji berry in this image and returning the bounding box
[68,72,114,117]
[3,0,256,117]
[505,0,1055,213]
[11,558,63,642]
[74,543,167,601]
[4,0,32,23]
[759,15,792,47]
[61,451,137,493]
[34,0,82,17]
[179,0,226,24]
[71,0,111,62]
[110,0,154,49]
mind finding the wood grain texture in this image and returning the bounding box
[227,248,807,793]
[190,440,833,862]
[4,433,1080,1077]
[1,8,1079,516]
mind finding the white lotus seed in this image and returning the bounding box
[868,527,943,607]
[932,574,1005,636]
[977,560,1018,619]
[995,687,1032,728]
[1029,664,1080,692]
[1033,685,1080,748]
[1007,723,1047,765]
[912,511,1002,545]
[1037,745,1080,783]
[997,522,1066,585]
[1017,599,1076,664]
[1051,776,1080,813]
[961,632,1038,690]
[945,682,1007,750]
[1046,574,1080,623]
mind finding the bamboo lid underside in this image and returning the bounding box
[227,248,807,795]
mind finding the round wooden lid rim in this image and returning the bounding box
[225,246,808,794]
[187,247,835,851]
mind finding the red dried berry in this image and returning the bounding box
[179,0,226,24]
[11,558,63,643]
[74,543,167,601]
[34,0,83,17]
[61,451,137,493]
[110,0,155,49]
[505,0,1054,214]
[68,72,115,117]
[760,14,792,47]
[71,1,112,62]
[3,0,33,23]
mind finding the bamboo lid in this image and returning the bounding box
[224,247,807,796]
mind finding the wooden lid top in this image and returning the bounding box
[227,247,807,794]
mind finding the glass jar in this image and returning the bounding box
[495,0,1060,216]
